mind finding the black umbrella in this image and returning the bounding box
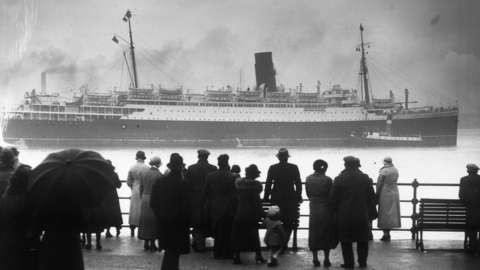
[28,149,116,213]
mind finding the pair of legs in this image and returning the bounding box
[233,249,265,265]
[161,250,180,270]
[106,226,121,238]
[143,239,157,251]
[213,224,233,259]
[340,241,368,268]
[267,246,282,267]
[81,232,102,250]
[281,222,294,252]
[130,225,137,237]
[381,229,391,241]
[311,249,331,267]
[467,228,480,255]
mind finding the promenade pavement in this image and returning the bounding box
[83,237,480,270]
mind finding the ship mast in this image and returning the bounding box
[123,10,139,89]
[359,24,371,106]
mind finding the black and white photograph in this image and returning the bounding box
[0,0,479,269]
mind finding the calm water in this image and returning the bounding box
[4,128,480,240]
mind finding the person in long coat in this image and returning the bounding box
[230,164,266,265]
[104,160,123,238]
[127,150,149,237]
[185,149,217,252]
[459,163,480,255]
[264,148,302,250]
[202,154,237,259]
[138,156,162,251]
[330,156,376,269]
[0,165,32,270]
[151,154,190,270]
[376,157,401,241]
[306,159,336,267]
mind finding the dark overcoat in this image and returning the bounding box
[230,178,264,251]
[459,174,480,227]
[306,173,337,250]
[102,172,123,227]
[330,168,376,243]
[0,193,30,270]
[186,161,217,227]
[150,172,190,254]
[36,203,84,270]
[0,167,14,195]
[202,170,237,232]
[264,162,302,227]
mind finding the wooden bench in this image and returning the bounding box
[415,198,467,251]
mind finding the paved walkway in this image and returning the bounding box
[84,237,480,270]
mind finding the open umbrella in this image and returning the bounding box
[28,149,116,219]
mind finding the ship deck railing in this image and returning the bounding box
[117,179,463,251]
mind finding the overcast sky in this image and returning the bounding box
[1,0,479,116]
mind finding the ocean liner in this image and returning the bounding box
[1,11,458,148]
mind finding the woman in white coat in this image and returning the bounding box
[127,151,149,237]
[376,157,401,241]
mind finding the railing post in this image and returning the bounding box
[292,202,300,252]
[410,178,419,240]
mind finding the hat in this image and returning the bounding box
[167,154,184,169]
[231,165,241,174]
[149,156,162,167]
[136,150,146,160]
[467,163,479,171]
[344,156,358,168]
[267,205,280,218]
[197,149,210,156]
[245,164,261,177]
[276,148,290,157]
[217,154,229,163]
[383,157,393,164]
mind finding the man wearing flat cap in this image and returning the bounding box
[459,163,480,255]
[185,149,217,252]
[330,156,376,268]
[264,148,302,251]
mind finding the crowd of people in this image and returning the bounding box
[0,145,478,270]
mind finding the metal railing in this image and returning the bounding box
[118,179,460,250]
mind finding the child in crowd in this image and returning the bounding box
[263,205,287,267]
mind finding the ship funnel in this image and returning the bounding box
[254,52,277,95]
[41,72,46,95]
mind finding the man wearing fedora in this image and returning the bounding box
[459,163,480,256]
[185,149,217,252]
[264,148,302,251]
[151,154,190,270]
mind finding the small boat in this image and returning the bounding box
[350,131,424,147]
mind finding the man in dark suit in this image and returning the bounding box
[202,154,237,259]
[330,156,376,269]
[263,148,302,250]
[185,149,217,252]
[459,163,480,256]
[151,154,190,270]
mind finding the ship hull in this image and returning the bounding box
[2,113,458,148]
